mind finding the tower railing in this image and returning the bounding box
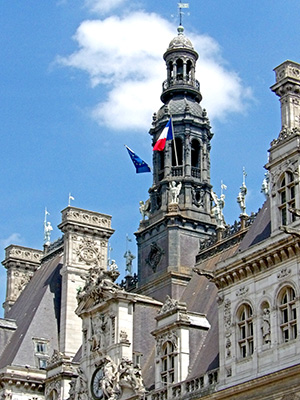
[162,78,200,91]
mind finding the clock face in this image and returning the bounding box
[91,368,104,399]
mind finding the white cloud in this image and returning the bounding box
[0,233,23,250]
[59,11,252,132]
[84,0,127,14]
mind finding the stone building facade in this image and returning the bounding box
[1,26,300,400]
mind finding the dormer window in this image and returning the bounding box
[161,341,176,384]
[278,171,296,226]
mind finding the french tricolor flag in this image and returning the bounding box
[153,118,173,151]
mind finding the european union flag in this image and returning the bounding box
[125,145,151,173]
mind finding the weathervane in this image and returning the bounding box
[178,2,189,26]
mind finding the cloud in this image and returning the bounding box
[59,11,252,132]
[84,0,127,14]
[0,233,23,250]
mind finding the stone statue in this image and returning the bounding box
[237,168,248,215]
[124,250,135,276]
[139,199,150,220]
[44,208,53,244]
[261,172,270,199]
[118,358,145,395]
[262,308,271,344]
[211,190,226,229]
[169,181,182,204]
[102,358,118,400]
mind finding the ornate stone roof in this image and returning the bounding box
[168,25,194,51]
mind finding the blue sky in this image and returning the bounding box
[0,0,299,317]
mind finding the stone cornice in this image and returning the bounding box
[58,206,114,237]
[2,245,43,268]
[214,234,300,289]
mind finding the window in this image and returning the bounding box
[36,342,47,354]
[161,341,176,384]
[278,172,296,225]
[172,138,183,166]
[33,338,49,370]
[237,304,254,358]
[191,139,200,168]
[279,286,297,342]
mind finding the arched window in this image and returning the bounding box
[278,286,297,343]
[186,60,192,80]
[161,341,176,384]
[278,171,296,225]
[168,61,173,81]
[191,139,200,168]
[176,59,183,81]
[172,138,183,166]
[237,304,254,358]
[158,152,164,181]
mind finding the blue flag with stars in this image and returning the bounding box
[125,145,151,173]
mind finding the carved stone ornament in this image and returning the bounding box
[224,299,231,330]
[277,267,291,279]
[73,367,88,400]
[156,331,178,356]
[88,356,145,400]
[77,266,122,308]
[48,349,65,366]
[145,242,164,272]
[120,330,130,344]
[45,379,61,400]
[75,238,102,266]
[236,286,249,297]
[89,314,109,352]
[158,295,179,315]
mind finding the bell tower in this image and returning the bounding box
[136,26,216,301]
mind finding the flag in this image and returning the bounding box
[125,145,151,173]
[178,3,189,8]
[153,118,173,151]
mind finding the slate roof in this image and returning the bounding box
[0,254,62,369]
[238,198,271,252]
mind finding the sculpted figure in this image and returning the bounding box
[124,250,135,276]
[211,190,226,229]
[262,308,271,344]
[102,358,118,400]
[169,181,182,204]
[139,199,150,220]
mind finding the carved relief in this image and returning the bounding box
[159,295,179,315]
[192,186,205,208]
[223,299,232,359]
[45,380,61,400]
[277,267,291,279]
[62,208,111,229]
[156,331,178,356]
[75,237,103,266]
[120,330,130,344]
[236,286,249,297]
[145,242,164,272]
[73,367,88,400]
[89,314,109,351]
[6,246,42,263]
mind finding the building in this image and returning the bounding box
[1,24,300,400]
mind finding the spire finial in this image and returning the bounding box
[178,3,189,27]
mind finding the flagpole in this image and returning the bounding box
[170,115,179,167]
